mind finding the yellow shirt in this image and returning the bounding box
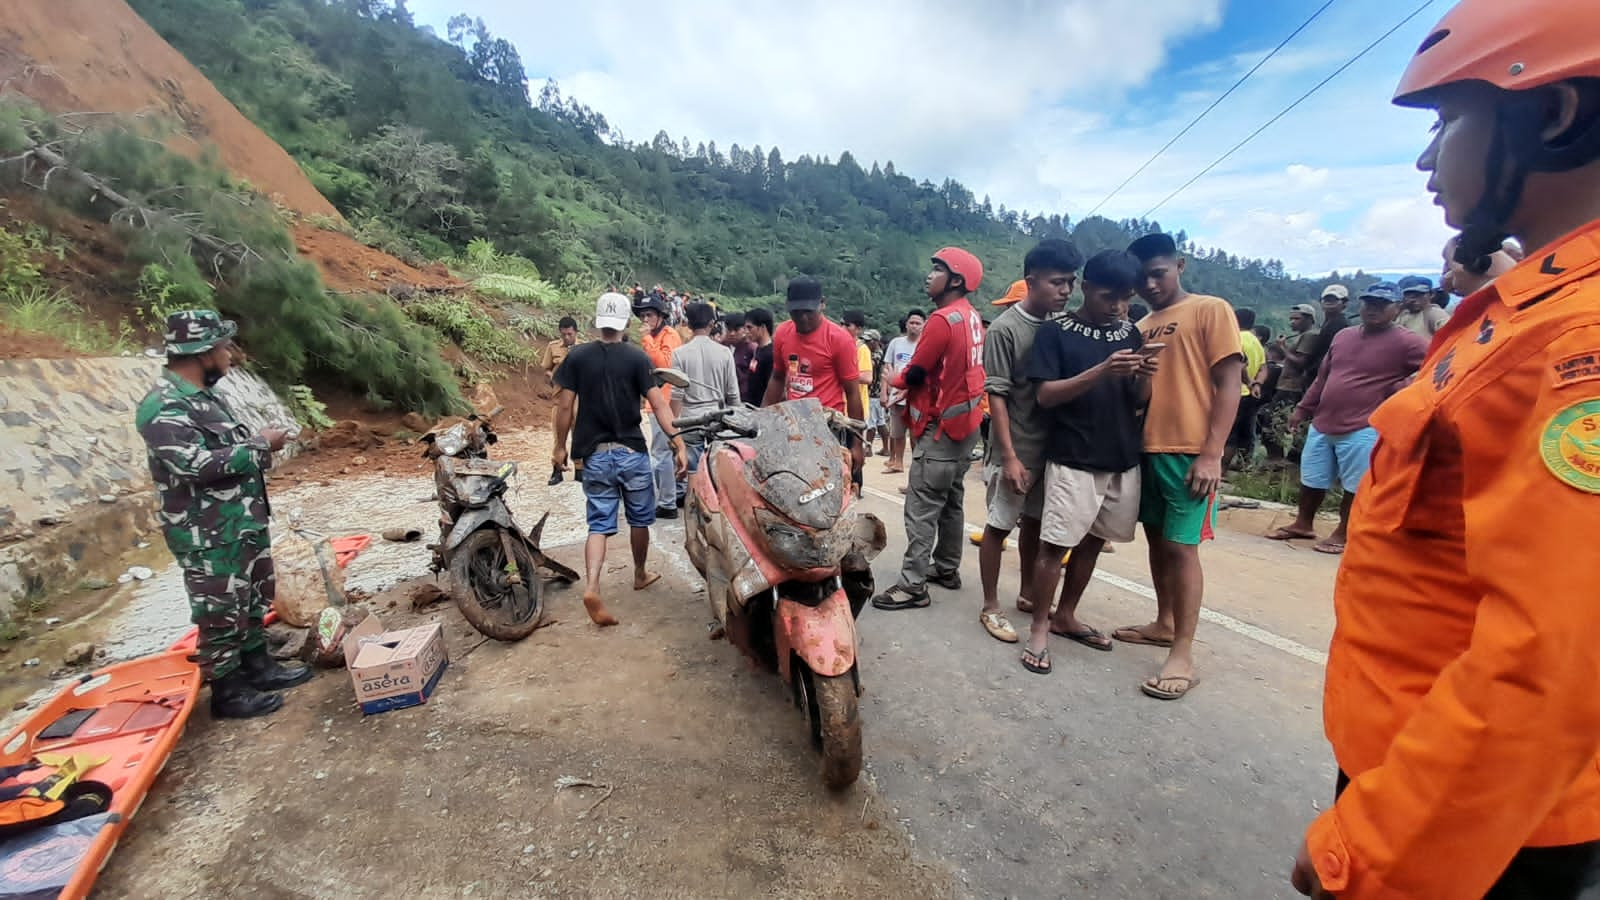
[855,341,872,413]
[1240,330,1265,397]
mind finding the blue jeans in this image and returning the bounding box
[649,418,683,511]
[583,448,656,536]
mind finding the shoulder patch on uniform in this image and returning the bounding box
[1552,351,1600,390]
[945,310,964,324]
[1540,399,1600,493]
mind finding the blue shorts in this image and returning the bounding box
[1300,426,1377,493]
[583,448,656,535]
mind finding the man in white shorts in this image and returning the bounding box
[1018,249,1155,674]
[976,240,1082,644]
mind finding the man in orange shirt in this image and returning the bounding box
[1117,232,1242,701]
[1291,2,1600,896]
[635,295,683,519]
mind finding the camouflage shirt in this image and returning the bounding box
[136,370,273,556]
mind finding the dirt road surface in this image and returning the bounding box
[20,426,1341,898]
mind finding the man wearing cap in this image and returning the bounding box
[1396,275,1449,339]
[635,294,684,519]
[873,247,987,612]
[1262,303,1324,466]
[762,277,865,476]
[553,293,687,627]
[136,310,306,720]
[1266,283,1427,554]
[1308,285,1351,381]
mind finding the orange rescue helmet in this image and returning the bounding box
[932,247,983,295]
[1394,0,1600,106]
[1394,0,1600,273]
[992,279,1027,307]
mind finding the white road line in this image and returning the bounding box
[862,485,1329,666]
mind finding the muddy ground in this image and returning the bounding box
[7,421,1349,899]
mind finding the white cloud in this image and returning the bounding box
[411,0,1451,277]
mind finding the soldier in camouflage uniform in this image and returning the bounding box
[136,310,311,719]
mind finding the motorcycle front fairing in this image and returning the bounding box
[443,498,519,553]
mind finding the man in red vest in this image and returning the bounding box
[873,247,987,610]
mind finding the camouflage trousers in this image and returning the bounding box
[1258,391,1307,461]
[178,533,275,680]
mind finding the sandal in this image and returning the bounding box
[1313,539,1346,555]
[1266,526,1317,541]
[1140,674,1200,700]
[881,463,904,474]
[871,585,930,611]
[1051,624,1113,652]
[1020,647,1051,675]
[1112,625,1174,648]
[979,611,1018,643]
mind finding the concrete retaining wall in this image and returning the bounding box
[0,357,295,614]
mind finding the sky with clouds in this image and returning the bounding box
[407,0,1455,278]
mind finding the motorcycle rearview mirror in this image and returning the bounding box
[653,367,691,389]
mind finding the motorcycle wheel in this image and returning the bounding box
[450,528,544,641]
[801,666,862,791]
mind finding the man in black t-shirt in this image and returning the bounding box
[1017,250,1155,674]
[742,308,776,407]
[553,292,687,628]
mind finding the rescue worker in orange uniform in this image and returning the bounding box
[1291,2,1600,896]
[872,247,986,610]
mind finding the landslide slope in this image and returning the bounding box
[0,0,451,291]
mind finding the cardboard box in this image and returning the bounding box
[347,621,449,715]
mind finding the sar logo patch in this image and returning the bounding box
[1540,400,1600,493]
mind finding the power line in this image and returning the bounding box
[1141,0,1440,220]
[1084,0,1340,220]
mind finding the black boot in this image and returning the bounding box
[210,670,284,719]
[242,648,314,691]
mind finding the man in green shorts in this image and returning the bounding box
[1118,233,1243,701]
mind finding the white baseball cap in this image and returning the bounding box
[594,292,632,331]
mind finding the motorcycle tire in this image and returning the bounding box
[450,528,544,641]
[802,667,863,791]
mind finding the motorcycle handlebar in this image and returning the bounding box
[671,409,731,430]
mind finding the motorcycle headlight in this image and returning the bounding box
[755,509,834,571]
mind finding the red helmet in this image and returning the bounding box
[932,247,983,295]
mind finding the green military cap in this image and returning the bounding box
[164,309,238,356]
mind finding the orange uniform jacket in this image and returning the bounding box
[1309,221,1600,897]
[639,325,681,405]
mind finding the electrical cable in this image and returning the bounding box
[1084,0,1341,219]
[1141,0,1440,219]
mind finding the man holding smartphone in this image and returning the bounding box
[1117,233,1244,702]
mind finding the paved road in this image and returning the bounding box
[648,462,1342,900]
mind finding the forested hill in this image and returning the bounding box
[129,0,1357,328]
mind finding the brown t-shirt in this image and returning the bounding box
[1137,294,1243,455]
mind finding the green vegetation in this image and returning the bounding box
[286,383,336,430]
[407,296,532,366]
[128,0,1372,334]
[0,100,465,415]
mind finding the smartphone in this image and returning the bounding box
[1139,342,1167,357]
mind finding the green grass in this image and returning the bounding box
[2,287,136,355]
[1225,465,1344,512]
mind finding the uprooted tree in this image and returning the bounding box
[0,100,466,416]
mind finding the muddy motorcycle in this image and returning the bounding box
[422,417,579,641]
[671,396,886,790]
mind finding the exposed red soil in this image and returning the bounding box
[0,0,339,221]
[292,224,463,295]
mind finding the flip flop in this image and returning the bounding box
[633,572,662,590]
[1112,626,1174,648]
[1052,625,1113,652]
[1021,647,1051,675]
[1140,674,1200,700]
[1266,526,1317,541]
[881,464,904,474]
[1313,540,1346,555]
[979,611,1018,643]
